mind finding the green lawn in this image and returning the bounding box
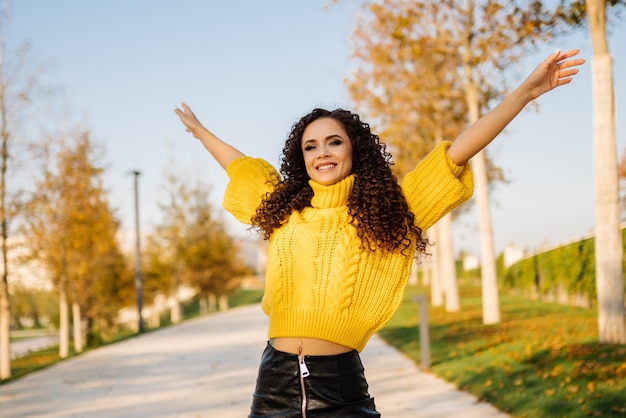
[379,285,626,417]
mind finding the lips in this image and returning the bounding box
[316,163,336,171]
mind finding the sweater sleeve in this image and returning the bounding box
[222,156,281,225]
[401,141,474,231]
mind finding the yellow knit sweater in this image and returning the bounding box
[223,141,473,351]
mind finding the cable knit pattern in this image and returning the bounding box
[222,141,473,352]
[223,157,281,224]
[403,141,474,230]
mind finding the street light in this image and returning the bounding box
[131,170,145,333]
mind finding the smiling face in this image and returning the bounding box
[301,117,353,186]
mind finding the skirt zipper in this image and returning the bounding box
[298,345,310,417]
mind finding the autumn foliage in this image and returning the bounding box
[22,132,132,342]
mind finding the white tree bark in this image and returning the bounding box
[218,295,229,311]
[208,293,217,312]
[465,76,501,325]
[471,150,501,324]
[438,213,460,312]
[429,225,444,307]
[170,296,181,324]
[59,286,69,358]
[72,301,83,353]
[0,276,9,379]
[588,0,625,343]
[421,260,431,287]
[170,270,181,324]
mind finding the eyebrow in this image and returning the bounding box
[303,134,345,145]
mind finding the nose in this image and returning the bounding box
[317,144,331,158]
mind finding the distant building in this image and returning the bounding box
[462,253,480,271]
[503,243,526,268]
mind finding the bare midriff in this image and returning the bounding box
[270,337,353,356]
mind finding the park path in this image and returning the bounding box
[0,304,510,417]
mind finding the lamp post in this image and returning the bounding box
[131,170,145,333]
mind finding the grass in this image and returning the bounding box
[379,285,626,417]
[3,288,264,385]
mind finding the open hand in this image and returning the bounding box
[174,102,204,136]
[524,49,586,100]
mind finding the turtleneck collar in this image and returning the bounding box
[309,174,355,208]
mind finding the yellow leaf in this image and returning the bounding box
[567,385,579,393]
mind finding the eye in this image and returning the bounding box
[330,139,343,146]
[304,145,316,151]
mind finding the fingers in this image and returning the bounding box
[559,68,580,78]
[556,49,583,64]
[174,102,196,122]
[553,67,581,87]
[561,48,581,58]
[174,102,190,111]
[560,58,586,70]
[549,48,582,65]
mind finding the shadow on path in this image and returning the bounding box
[0,304,509,418]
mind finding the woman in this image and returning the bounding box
[175,49,584,417]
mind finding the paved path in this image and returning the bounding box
[0,304,510,417]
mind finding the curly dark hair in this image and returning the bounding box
[251,108,427,254]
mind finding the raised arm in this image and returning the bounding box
[174,102,245,170]
[446,49,586,165]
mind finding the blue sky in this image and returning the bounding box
[8,0,626,257]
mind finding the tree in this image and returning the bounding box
[150,169,250,318]
[349,2,470,312]
[142,234,172,327]
[561,0,625,343]
[153,169,190,324]
[587,0,625,345]
[181,178,250,312]
[23,131,129,355]
[349,0,558,323]
[0,30,46,379]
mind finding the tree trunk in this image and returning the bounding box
[429,226,444,307]
[408,257,419,287]
[72,301,83,353]
[465,76,501,324]
[218,294,229,311]
[0,81,10,378]
[438,213,460,312]
[170,296,181,324]
[587,0,625,343]
[421,259,431,287]
[170,273,181,324]
[208,293,217,312]
[0,269,9,379]
[59,285,69,358]
[471,151,501,324]
[199,295,208,314]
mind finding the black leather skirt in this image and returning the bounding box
[249,342,380,417]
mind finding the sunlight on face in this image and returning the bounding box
[301,118,353,186]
